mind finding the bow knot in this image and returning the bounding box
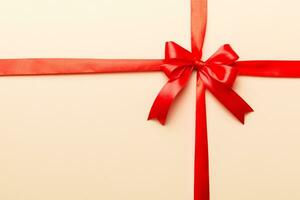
[195,60,206,69]
[148,41,253,125]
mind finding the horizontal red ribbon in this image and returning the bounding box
[2,59,300,78]
[237,61,300,77]
[0,59,162,75]
[0,1,300,200]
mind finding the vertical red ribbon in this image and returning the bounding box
[195,79,210,200]
[191,0,210,200]
[1,1,300,200]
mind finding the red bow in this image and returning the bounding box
[1,0,300,200]
[148,41,253,125]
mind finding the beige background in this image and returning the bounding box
[0,0,300,199]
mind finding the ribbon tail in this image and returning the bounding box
[148,67,193,125]
[216,88,253,124]
[199,71,253,124]
[194,77,210,200]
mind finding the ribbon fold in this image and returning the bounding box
[0,1,300,200]
[148,41,253,124]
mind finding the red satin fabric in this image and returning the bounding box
[236,61,300,77]
[148,38,254,200]
[195,79,209,200]
[148,41,253,124]
[0,1,300,200]
[0,59,162,75]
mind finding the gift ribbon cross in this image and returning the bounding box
[148,40,253,200]
[1,0,300,200]
[148,41,253,125]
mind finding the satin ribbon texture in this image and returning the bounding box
[148,41,253,125]
[1,0,300,200]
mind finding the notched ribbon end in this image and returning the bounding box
[238,107,254,124]
[147,114,167,125]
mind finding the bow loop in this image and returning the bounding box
[161,41,196,79]
[149,41,252,124]
[206,44,239,65]
[202,63,237,88]
[201,44,239,87]
[161,64,187,80]
[165,41,195,61]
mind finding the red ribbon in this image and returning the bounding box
[1,0,300,200]
[148,42,253,124]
